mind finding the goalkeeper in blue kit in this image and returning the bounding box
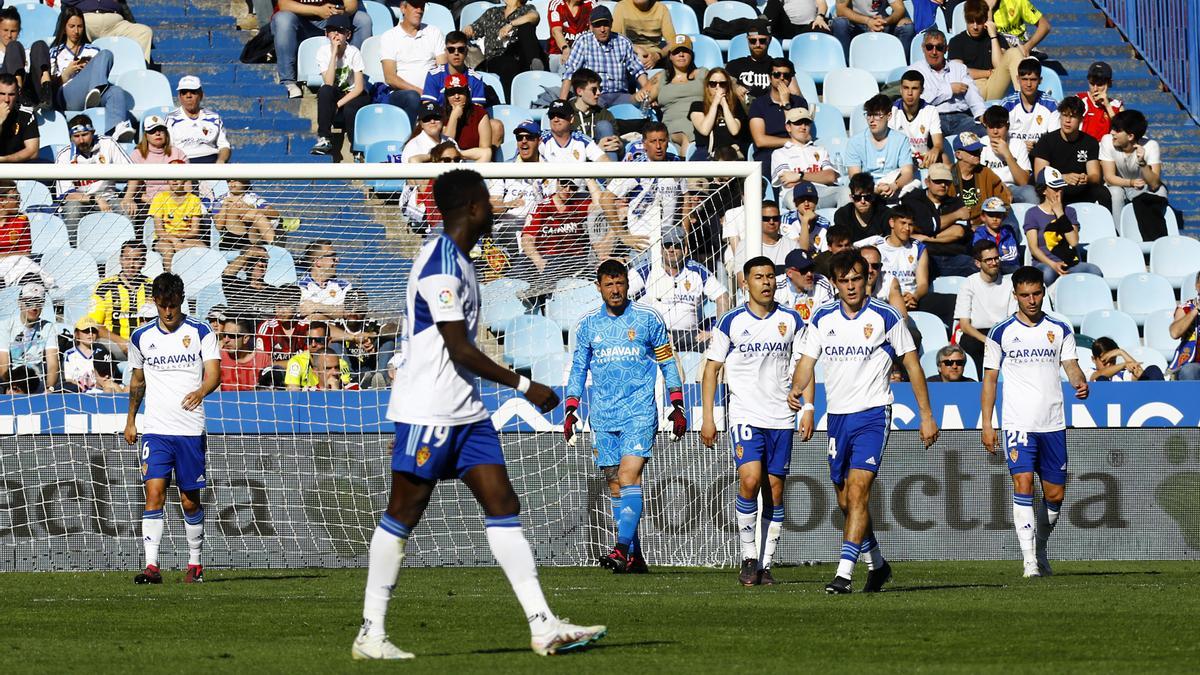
[565,259,687,574]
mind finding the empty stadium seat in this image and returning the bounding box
[531,350,571,386]
[364,0,395,32]
[1149,235,1200,288]
[116,70,173,118]
[39,247,99,299]
[849,108,867,136]
[77,213,136,264]
[483,296,527,335]
[483,277,532,304]
[727,34,784,60]
[37,110,68,149]
[16,180,51,211]
[818,135,851,174]
[1080,309,1140,348]
[822,67,878,116]
[1040,68,1063,100]
[1052,273,1111,324]
[12,2,57,43]
[545,282,602,331]
[1073,202,1117,245]
[950,1,967,34]
[703,1,757,30]
[477,71,507,104]
[172,247,228,297]
[849,32,906,83]
[29,212,68,255]
[504,315,565,370]
[1085,236,1144,289]
[1117,273,1176,325]
[459,2,498,30]
[812,103,847,141]
[909,311,948,355]
[664,1,700,34]
[353,104,412,153]
[787,68,819,106]
[192,284,228,321]
[678,351,705,383]
[61,285,93,327]
[0,286,16,322]
[1119,202,1180,254]
[690,34,724,69]
[93,36,145,83]
[511,71,561,110]
[263,245,298,286]
[931,275,966,295]
[360,36,384,84]
[789,31,844,83]
[297,36,326,88]
[364,140,406,192]
[422,2,455,35]
[1143,308,1179,360]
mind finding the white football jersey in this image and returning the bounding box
[538,130,605,163]
[983,313,1077,432]
[889,100,942,162]
[775,275,835,323]
[387,233,489,426]
[167,107,231,160]
[128,317,220,436]
[769,140,838,188]
[628,260,727,331]
[607,174,686,239]
[706,304,805,429]
[1001,91,1060,147]
[980,137,1031,184]
[801,298,915,414]
[855,235,925,295]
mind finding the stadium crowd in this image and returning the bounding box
[0,0,1197,393]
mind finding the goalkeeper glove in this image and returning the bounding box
[564,396,580,446]
[668,390,687,441]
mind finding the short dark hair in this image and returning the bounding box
[1091,335,1119,357]
[762,199,779,212]
[273,284,301,307]
[863,93,892,116]
[972,240,999,259]
[445,30,469,45]
[963,0,989,24]
[769,57,792,74]
[642,120,669,138]
[224,317,255,336]
[596,258,628,281]
[152,272,185,302]
[571,67,602,92]
[0,73,15,89]
[68,113,94,130]
[1058,95,1085,117]
[829,250,867,280]
[0,6,20,26]
[826,223,854,246]
[900,69,925,87]
[889,204,914,223]
[1017,57,1042,78]
[1011,265,1044,289]
[121,240,146,257]
[742,255,775,277]
[982,104,1009,128]
[308,320,329,337]
[1110,109,1148,142]
[433,168,488,216]
[923,28,947,44]
[303,238,335,270]
[848,172,875,194]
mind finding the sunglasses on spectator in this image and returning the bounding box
[762,215,781,222]
[771,71,792,79]
[592,19,612,26]
[707,80,728,87]
[852,193,873,202]
[930,179,952,186]
[436,156,464,163]
[446,45,467,53]
[868,262,883,270]
[446,88,469,97]
[924,43,946,52]
[515,133,537,141]
[748,37,769,45]
[940,359,966,367]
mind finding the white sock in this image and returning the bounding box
[762,505,784,568]
[860,534,885,571]
[141,509,164,568]
[362,515,409,638]
[485,516,555,637]
[1013,493,1036,564]
[735,495,757,561]
[836,540,861,580]
[183,508,204,567]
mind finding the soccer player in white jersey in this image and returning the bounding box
[124,273,221,585]
[981,265,1089,578]
[788,250,938,594]
[354,170,605,660]
[700,256,813,586]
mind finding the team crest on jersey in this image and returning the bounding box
[908,255,914,263]
[416,446,431,466]
[627,328,636,341]
[864,324,874,339]
[777,322,787,336]
[573,149,580,160]
[182,335,191,348]
[735,444,744,459]
[1036,115,1043,125]
[1047,331,1056,343]
[1009,448,1018,462]
[796,302,811,320]
[683,279,692,291]
[140,462,148,476]
[919,125,926,134]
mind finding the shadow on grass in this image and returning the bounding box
[443,640,678,657]
[885,583,1007,593]
[1053,570,1163,577]
[205,574,327,583]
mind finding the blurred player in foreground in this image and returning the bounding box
[564,259,687,574]
[124,273,222,584]
[354,169,605,660]
[981,265,1089,578]
[700,256,813,586]
[789,250,938,594]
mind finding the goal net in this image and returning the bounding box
[0,160,764,571]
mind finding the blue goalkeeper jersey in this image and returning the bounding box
[567,302,682,432]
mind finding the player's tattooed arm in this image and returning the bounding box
[124,369,146,445]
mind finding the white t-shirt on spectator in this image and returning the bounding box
[380,22,445,89]
[538,130,605,163]
[954,272,1016,330]
[315,42,365,90]
[54,136,131,198]
[980,137,1031,185]
[1001,91,1060,147]
[401,132,454,163]
[167,108,231,160]
[1098,134,1161,180]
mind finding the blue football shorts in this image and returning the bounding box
[592,426,656,468]
[825,405,891,485]
[141,433,207,491]
[1004,429,1068,485]
[728,424,793,477]
[391,420,506,480]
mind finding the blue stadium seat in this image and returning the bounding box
[789,32,844,83]
[1149,236,1200,288]
[702,1,757,30]
[1052,272,1111,325]
[79,106,106,136]
[93,36,145,83]
[297,36,326,88]
[1143,309,1179,360]
[528,0,551,40]
[531,350,571,386]
[16,180,51,211]
[421,2,455,35]
[364,0,395,33]
[29,212,68,255]
[1040,68,1063,100]
[920,349,977,378]
[192,284,228,321]
[1073,202,1116,245]
[37,110,68,149]
[794,69,819,106]
[483,276,532,304]
[116,70,173,118]
[690,34,724,69]
[1127,345,1169,374]
[822,67,878,116]
[909,311,948,355]
[1117,273,1176,326]
[61,285,93,327]
[678,350,705,383]
[727,34,784,60]
[138,105,173,123]
[609,103,647,120]
[849,32,906,83]
[0,286,16,321]
[931,275,966,295]
[504,315,566,369]
[77,213,135,264]
[484,296,527,334]
[364,140,405,192]
[511,71,561,110]
[812,103,847,141]
[12,2,57,43]
[490,105,533,160]
[949,1,966,34]
[459,2,499,30]
[1085,236,1144,290]
[263,245,298,286]
[477,70,507,104]
[1121,203,1180,254]
[545,282,602,331]
[849,108,867,136]
[360,36,384,84]
[39,247,99,300]
[818,135,850,174]
[1080,309,1140,348]
[663,1,700,34]
[354,104,412,153]
[172,247,229,298]
[908,37,925,67]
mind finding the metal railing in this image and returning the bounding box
[1092,0,1200,124]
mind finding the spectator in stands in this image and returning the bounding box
[1169,272,1200,381]
[902,162,974,277]
[954,239,1014,375]
[734,201,797,283]
[860,242,906,316]
[1100,109,1168,230]
[401,141,462,232]
[626,226,729,350]
[400,100,454,164]
[1087,336,1163,381]
[947,130,1011,224]
[764,0,832,40]
[566,68,623,161]
[422,31,485,105]
[771,108,843,209]
[747,58,808,174]
[846,94,915,202]
[336,288,391,388]
[257,285,309,379]
[689,68,749,161]
[89,241,152,359]
[774,248,834,320]
[0,279,58,393]
[971,196,1021,273]
[521,178,595,288]
[222,245,281,322]
[0,73,37,163]
[62,0,154,62]
[855,204,928,311]
[602,121,685,263]
[612,0,675,70]
[1,6,52,112]
[727,21,788,103]
[548,0,594,68]
[988,0,1050,59]
[150,178,204,272]
[781,181,832,252]
[48,6,135,141]
[832,0,915,62]
[927,344,974,382]
[1031,95,1109,210]
[652,35,705,155]
[442,74,494,162]
[272,0,371,99]
[1001,57,1058,152]
[980,104,1036,204]
[298,239,352,320]
[558,6,650,106]
[0,180,29,256]
[220,317,272,391]
[381,0,446,124]
[890,70,943,169]
[62,316,122,393]
[465,0,546,85]
[215,179,280,248]
[833,173,892,240]
[309,14,369,157]
[285,321,352,390]
[949,0,1023,101]
[1078,61,1122,142]
[123,116,188,218]
[55,114,133,238]
[1022,166,1103,286]
[167,76,232,165]
[539,98,609,162]
[912,28,985,145]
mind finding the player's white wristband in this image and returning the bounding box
[801,403,815,413]
[516,375,531,394]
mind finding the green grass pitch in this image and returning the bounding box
[3,562,1198,673]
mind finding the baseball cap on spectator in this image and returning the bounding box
[142,115,167,133]
[953,131,984,154]
[418,100,443,120]
[19,282,46,302]
[784,107,813,124]
[1087,61,1113,83]
[402,0,427,6]
[325,13,353,34]
[558,178,582,193]
[514,119,540,136]
[176,75,202,91]
[662,227,687,247]
[75,316,101,332]
[927,163,953,182]
[444,73,468,92]
[792,181,818,202]
[668,34,693,53]
[1037,166,1067,188]
[785,249,814,272]
[548,99,573,120]
[981,197,1008,215]
[748,19,770,37]
[590,5,612,24]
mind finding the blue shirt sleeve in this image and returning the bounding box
[566,315,592,399]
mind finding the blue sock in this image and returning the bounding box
[617,485,643,549]
[611,495,636,554]
[379,513,412,540]
[771,505,784,524]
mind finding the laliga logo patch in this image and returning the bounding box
[438,288,454,307]
[735,444,744,459]
[864,323,874,339]
[416,446,431,467]
[777,322,787,336]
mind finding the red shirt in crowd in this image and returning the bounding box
[220,350,272,390]
[547,0,594,55]
[256,319,309,364]
[1077,90,1123,141]
[451,104,488,151]
[0,215,32,256]
[522,197,590,258]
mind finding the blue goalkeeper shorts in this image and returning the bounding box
[391,420,506,481]
[728,424,793,477]
[592,427,655,468]
[826,406,891,485]
[141,434,207,491]
[1004,429,1068,485]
